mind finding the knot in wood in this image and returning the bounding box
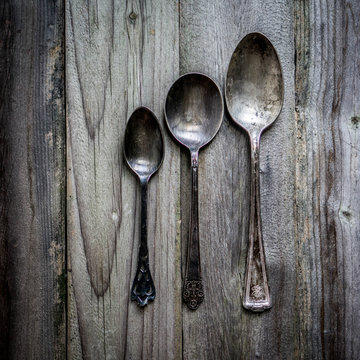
[129,11,138,22]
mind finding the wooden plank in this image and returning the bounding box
[293,1,321,357]
[0,0,66,359]
[0,3,12,356]
[294,0,360,358]
[179,1,296,358]
[66,0,181,358]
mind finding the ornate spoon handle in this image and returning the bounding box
[131,180,156,306]
[243,135,271,312]
[183,151,204,310]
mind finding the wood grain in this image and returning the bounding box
[179,0,296,358]
[0,0,65,358]
[67,0,360,358]
[1,0,357,358]
[294,0,360,358]
[66,0,181,358]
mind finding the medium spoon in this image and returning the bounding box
[124,107,164,307]
[225,33,284,312]
[165,72,224,310]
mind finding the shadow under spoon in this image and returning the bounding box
[124,107,164,307]
[225,32,284,312]
[165,72,224,310]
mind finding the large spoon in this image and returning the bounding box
[165,72,224,310]
[124,107,164,307]
[225,33,284,312]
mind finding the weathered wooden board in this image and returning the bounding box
[0,0,66,359]
[294,1,360,358]
[179,0,297,358]
[66,0,181,358]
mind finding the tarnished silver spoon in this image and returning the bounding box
[225,33,284,312]
[124,107,164,307]
[165,73,224,310]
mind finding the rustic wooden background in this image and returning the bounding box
[1,0,359,359]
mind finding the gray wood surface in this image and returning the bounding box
[66,0,360,358]
[294,1,360,358]
[66,0,180,359]
[0,0,66,359]
[180,1,296,358]
[1,0,359,359]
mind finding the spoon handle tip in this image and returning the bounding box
[243,299,272,312]
[183,278,204,310]
[131,274,156,307]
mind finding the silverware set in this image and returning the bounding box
[124,32,284,312]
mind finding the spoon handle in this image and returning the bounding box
[183,151,204,310]
[131,180,156,306]
[244,135,271,312]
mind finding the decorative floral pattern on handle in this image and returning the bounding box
[183,279,204,310]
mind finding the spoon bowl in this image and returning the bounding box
[165,73,223,310]
[124,106,164,307]
[225,33,284,312]
[225,32,283,136]
[165,72,224,153]
[124,107,164,180]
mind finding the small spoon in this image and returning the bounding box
[124,107,164,307]
[225,33,284,312]
[165,72,224,310]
